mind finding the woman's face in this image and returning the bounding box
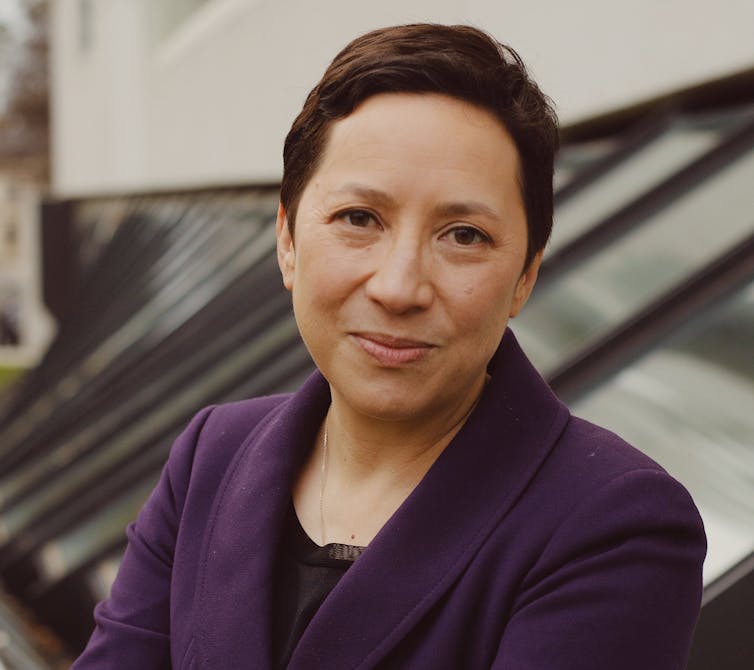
[277,93,541,424]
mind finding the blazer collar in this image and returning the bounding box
[196,329,569,669]
[196,369,330,669]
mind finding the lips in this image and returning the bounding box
[351,332,434,366]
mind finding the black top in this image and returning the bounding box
[273,501,366,668]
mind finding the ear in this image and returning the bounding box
[509,250,542,318]
[276,203,296,291]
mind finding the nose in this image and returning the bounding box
[364,237,435,314]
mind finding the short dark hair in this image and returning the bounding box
[280,23,559,267]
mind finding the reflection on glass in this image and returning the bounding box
[86,553,122,605]
[0,290,291,507]
[571,281,754,584]
[0,595,51,668]
[549,124,722,254]
[517,146,754,374]
[0,193,278,460]
[35,477,157,586]
[554,137,619,191]
[0,316,301,540]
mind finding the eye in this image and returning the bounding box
[446,226,490,246]
[338,209,376,228]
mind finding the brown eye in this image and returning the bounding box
[342,210,374,227]
[450,226,488,245]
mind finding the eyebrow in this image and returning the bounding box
[432,201,500,222]
[331,183,500,221]
[331,183,397,208]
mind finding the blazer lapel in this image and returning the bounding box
[288,330,570,669]
[195,372,331,669]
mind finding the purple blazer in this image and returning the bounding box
[72,331,705,669]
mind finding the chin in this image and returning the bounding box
[340,386,431,422]
[357,398,424,422]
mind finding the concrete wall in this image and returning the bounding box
[50,0,754,197]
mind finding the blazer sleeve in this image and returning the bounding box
[492,468,706,670]
[70,405,216,670]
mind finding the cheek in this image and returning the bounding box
[451,280,516,336]
[457,265,516,302]
[293,249,364,310]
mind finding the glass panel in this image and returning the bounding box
[0,290,291,506]
[570,280,754,584]
[35,476,157,585]
[0,193,278,460]
[86,553,122,604]
[0,596,52,669]
[549,123,723,255]
[0,316,300,542]
[516,145,754,374]
[554,137,620,191]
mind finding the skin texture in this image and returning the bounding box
[276,93,542,544]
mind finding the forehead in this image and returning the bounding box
[306,93,523,211]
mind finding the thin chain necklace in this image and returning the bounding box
[319,422,328,545]
[317,382,489,549]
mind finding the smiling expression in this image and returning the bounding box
[277,93,541,425]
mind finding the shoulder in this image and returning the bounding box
[196,394,292,455]
[523,411,706,567]
[491,413,706,669]
[158,394,292,513]
[497,409,707,572]
[548,412,683,494]
[175,394,289,460]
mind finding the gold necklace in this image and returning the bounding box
[319,422,328,545]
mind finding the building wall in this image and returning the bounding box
[50,0,754,197]
[0,176,55,369]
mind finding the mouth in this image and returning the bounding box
[351,332,435,367]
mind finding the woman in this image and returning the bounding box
[72,24,705,669]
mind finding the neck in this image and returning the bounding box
[324,372,487,492]
[293,374,487,546]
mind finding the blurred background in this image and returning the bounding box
[0,0,753,667]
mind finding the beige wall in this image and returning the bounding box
[51,0,754,196]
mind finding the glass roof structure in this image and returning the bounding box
[517,109,754,375]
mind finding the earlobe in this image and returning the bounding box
[509,250,542,318]
[276,203,296,291]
